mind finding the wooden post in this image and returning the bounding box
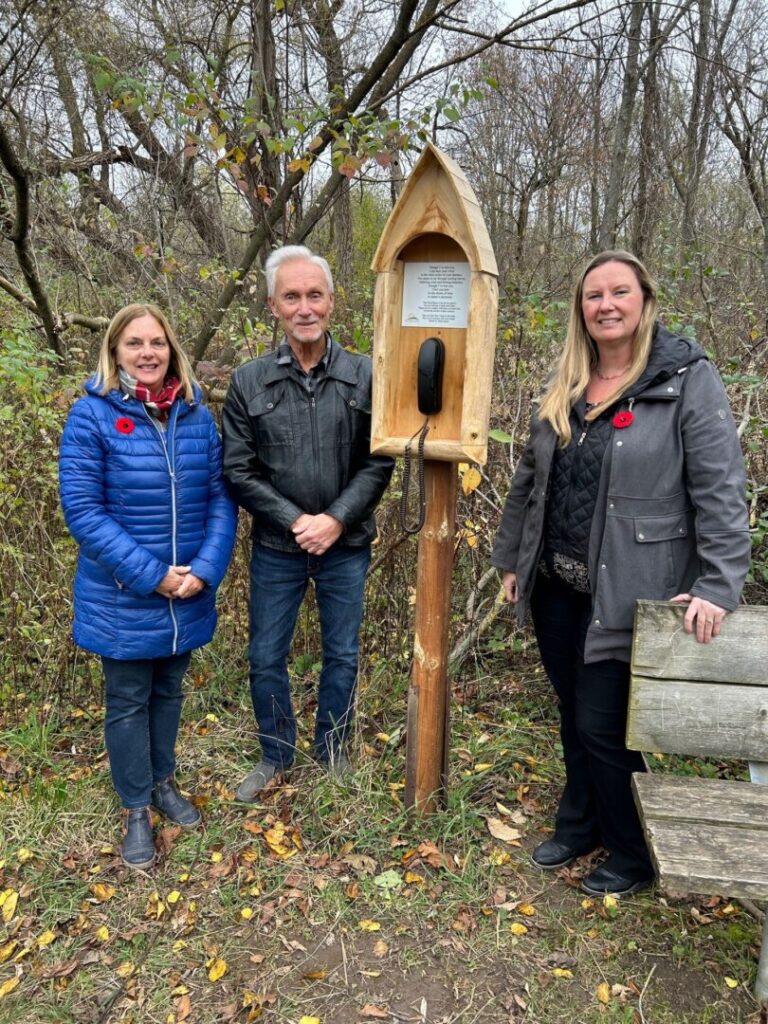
[405,460,457,812]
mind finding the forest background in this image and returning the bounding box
[1,0,768,1022]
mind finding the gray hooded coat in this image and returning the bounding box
[491,325,751,662]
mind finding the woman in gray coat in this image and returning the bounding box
[491,250,751,895]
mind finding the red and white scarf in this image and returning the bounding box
[119,368,182,421]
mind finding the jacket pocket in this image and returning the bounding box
[247,388,294,447]
[596,509,693,630]
[327,381,371,448]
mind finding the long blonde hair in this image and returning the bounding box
[538,250,658,444]
[93,303,196,401]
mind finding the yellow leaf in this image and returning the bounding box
[596,981,611,1004]
[95,926,110,942]
[359,919,381,931]
[298,1017,321,1024]
[403,871,424,884]
[0,977,19,999]
[172,941,187,952]
[510,922,528,935]
[208,957,228,982]
[489,848,510,866]
[211,852,223,863]
[302,969,327,980]
[517,903,536,917]
[603,894,618,912]
[90,883,115,902]
[37,930,56,948]
[167,891,181,905]
[461,466,482,495]
[474,763,493,772]
[171,984,190,995]
[17,848,34,863]
[1,890,18,923]
[724,977,739,988]
[116,962,136,978]
[552,968,573,979]
[241,907,254,919]
[178,872,190,882]
[0,941,17,964]
[581,898,594,910]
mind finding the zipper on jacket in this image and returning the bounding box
[308,390,322,513]
[142,404,180,655]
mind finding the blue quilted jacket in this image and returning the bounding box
[60,378,237,659]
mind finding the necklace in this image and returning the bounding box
[595,364,631,381]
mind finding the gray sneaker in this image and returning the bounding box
[236,761,279,802]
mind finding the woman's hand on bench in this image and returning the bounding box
[670,594,727,644]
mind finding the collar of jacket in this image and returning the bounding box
[261,335,359,387]
[84,375,201,415]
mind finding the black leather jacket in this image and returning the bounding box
[222,337,394,551]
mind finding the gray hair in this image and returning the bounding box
[264,245,334,298]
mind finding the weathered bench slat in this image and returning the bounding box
[631,600,768,685]
[627,678,768,759]
[632,774,768,829]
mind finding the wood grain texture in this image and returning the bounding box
[631,600,768,684]
[405,461,458,813]
[632,777,768,900]
[370,144,498,464]
[627,677,768,758]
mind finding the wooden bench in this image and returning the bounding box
[627,600,768,1002]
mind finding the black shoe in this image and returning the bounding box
[121,807,156,869]
[531,839,595,870]
[580,864,654,896]
[151,775,202,828]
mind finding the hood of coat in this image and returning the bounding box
[83,375,201,416]
[625,323,707,399]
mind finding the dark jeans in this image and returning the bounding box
[248,542,371,769]
[530,574,652,879]
[102,652,191,809]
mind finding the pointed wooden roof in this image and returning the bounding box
[372,142,498,276]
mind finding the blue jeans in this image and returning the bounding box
[248,542,371,768]
[102,652,191,808]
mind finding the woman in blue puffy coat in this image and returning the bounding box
[60,303,237,869]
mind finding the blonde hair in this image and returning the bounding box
[94,303,196,401]
[538,250,658,444]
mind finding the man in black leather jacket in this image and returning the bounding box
[223,245,394,799]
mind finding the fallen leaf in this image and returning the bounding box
[403,871,424,884]
[0,941,18,963]
[90,883,115,902]
[510,922,528,935]
[94,926,110,942]
[486,818,521,844]
[298,1017,321,1024]
[177,993,192,1021]
[116,962,135,978]
[373,870,401,890]
[552,968,573,979]
[603,894,618,912]
[596,981,610,1004]
[0,977,20,999]
[359,919,381,931]
[724,977,739,988]
[0,890,18,923]
[208,957,228,982]
[37,930,56,948]
[517,903,536,917]
[360,1005,389,1018]
[167,891,181,905]
[17,848,34,863]
[373,940,388,957]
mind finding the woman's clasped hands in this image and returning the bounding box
[156,566,205,599]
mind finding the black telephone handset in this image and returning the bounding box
[417,336,445,415]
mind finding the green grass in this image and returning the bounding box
[0,651,765,1024]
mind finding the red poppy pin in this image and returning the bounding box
[115,417,135,434]
[612,410,634,429]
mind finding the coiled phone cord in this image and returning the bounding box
[399,419,430,535]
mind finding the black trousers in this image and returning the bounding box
[530,573,652,879]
